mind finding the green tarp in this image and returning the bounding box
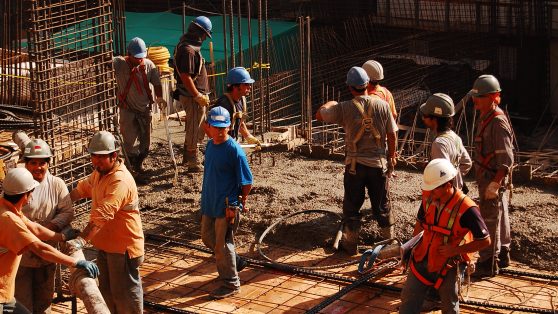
[124,12,297,62]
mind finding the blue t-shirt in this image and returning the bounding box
[201,137,253,217]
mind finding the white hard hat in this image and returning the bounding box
[422,158,457,191]
[24,139,53,159]
[2,168,40,195]
[88,131,118,154]
[362,60,384,81]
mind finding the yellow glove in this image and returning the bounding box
[246,135,262,151]
[194,93,210,107]
[484,181,500,200]
[156,97,167,111]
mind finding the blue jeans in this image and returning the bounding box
[399,261,462,314]
[201,215,240,289]
[96,251,144,314]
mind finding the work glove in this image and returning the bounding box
[155,97,167,111]
[64,236,87,255]
[246,135,262,150]
[75,260,100,279]
[60,228,81,242]
[194,93,210,107]
[485,181,500,200]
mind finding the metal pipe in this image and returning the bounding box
[67,250,109,314]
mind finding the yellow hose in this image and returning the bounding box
[147,46,173,74]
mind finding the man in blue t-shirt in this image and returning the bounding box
[201,106,253,300]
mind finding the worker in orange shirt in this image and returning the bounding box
[1,168,98,313]
[66,131,144,313]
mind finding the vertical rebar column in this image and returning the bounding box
[299,17,305,140]
[247,0,254,128]
[229,0,235,67]
[306,16,312,143]
[258,0,263,135]
[182,2,186,34]
[222,0,229,71]
[264,0,270,131]
[237,0,243,65]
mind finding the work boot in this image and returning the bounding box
[184,150,204,172]
[210,286,240,299]
[472,258,499,278]
[236,255,248,272]
[380,225,394,240]
[498,246,510,269]
[340,224,359,256]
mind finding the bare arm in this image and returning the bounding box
[239,121,252,139]
[437,237,491,258]
[23,219,63,242]
[154,85,163,98]
[387,132,397,158]
[79,222,102,243]
[180,72,201,97]
[316,101,338,121]
[25,241,77,268]
[69,189,82,202]
[240,184,253,209]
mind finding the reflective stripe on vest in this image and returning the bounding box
[411,189,476,287]
[474,108,505,172]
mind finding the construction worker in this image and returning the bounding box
[208,67,261,147]
[174,16,212,172]
[114,36,165,180]
[1,168,98,314]
[420,93,472,192]
[362,60,397,120]
[66,131,145,313]
[201,106,253,299]
[316,66,398,255]
[470,75,514,277]
[14,138,76,314]
[399,159,490,314]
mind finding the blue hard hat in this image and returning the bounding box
[226,67,255,85]
[208,106,231,128]
[346,66,369,88]
[127,37,147,58]
[193,16,213,38]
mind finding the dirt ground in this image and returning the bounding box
[138,119,558,272]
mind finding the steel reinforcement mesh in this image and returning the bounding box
[25,0,117,188]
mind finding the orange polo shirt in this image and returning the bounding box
[0,199,40,303]
[76,160,144,258]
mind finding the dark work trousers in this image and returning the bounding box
[343,163,393,229]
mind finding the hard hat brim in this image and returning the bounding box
[88,149,118,155]
[132,51,147,58]
[208,121,231,128]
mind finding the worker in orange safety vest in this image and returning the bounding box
[399,159,490,314]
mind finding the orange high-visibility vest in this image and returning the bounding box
[410,189,476,288]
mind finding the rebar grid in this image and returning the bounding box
[25,0,117,186]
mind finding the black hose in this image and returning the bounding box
[256,209,360,270]
[306,260,399,314]
[143,300,197,314]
